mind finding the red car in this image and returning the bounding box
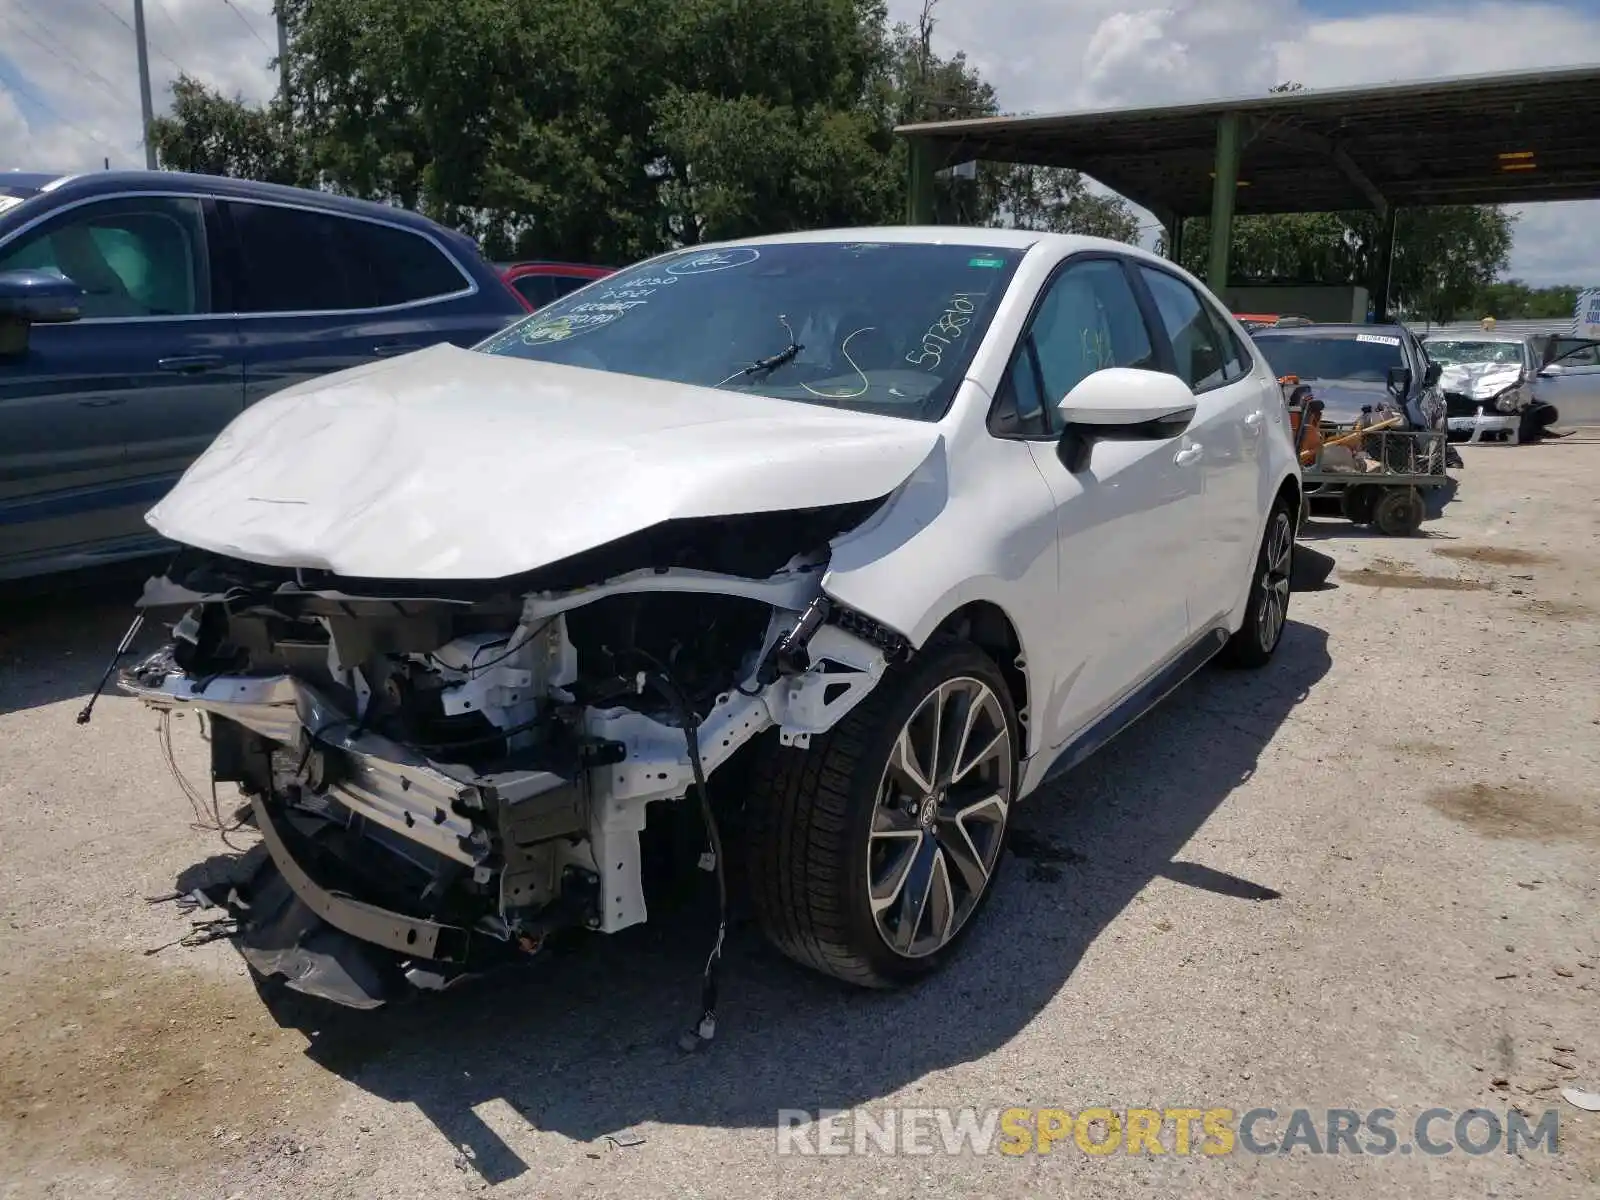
[498,261,615,311]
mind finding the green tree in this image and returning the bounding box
[147,77,305,184]
[1471,280,1581,321]
[883,0,1138,240]
[146,0,1135,261]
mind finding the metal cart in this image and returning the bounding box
[1286,384,1453,537]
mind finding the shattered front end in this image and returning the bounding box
[119,508,906,1008]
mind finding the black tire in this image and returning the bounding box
[745,637,1019,988]
[1219,498,1294,670]
[1373,486,1424,537]
[1340,484,1379,526]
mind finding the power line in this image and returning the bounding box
[0,33,124,158]
[220,0,274,55]
[1,12,135,110]
[152,0,198,61]
[92,0,186,76]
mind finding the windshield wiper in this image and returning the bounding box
[717,315,805,386]
[741,340,804,380]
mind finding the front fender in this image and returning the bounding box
[820,432,1060,758]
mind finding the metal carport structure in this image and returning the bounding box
[896,65,1600,320]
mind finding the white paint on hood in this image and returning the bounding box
[146,343,942,580]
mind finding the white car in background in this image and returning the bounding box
[1422,330,1542,441]
[119,228,1302,1010]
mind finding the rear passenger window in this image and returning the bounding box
[1138,266,1249,390]
[337,218,468,306]
[511,274,558,309]
[226,201,467,314]
[550,274,592,299]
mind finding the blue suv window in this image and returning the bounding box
[225,201,467,314]
[0,196,210,318]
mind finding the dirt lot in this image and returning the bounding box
[1,440,1597,1200]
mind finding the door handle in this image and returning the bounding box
[372,341,410,357]
[78,396,128,408]
[1173,443,1204,466]
[1244,410,1264,433]
[157,354,225,374]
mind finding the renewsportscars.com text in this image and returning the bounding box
[775,1106,1560,1157]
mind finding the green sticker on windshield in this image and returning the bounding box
[968,257,1005,268]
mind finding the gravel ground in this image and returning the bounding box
[1,439,1597,1200]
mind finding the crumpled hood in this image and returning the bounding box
[1437,361,1523,401]
[146,342,943,580]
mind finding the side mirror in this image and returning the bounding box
[1054,367,1197,473]
[0,269,83,357]
[1386,365,1412,397]
[1423,361,1442,387]
[1538,362,1563,379]
[0,268,84,325]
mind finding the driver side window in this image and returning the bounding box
[0,196,210,319]
[990,257,1155,437]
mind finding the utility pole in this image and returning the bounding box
[274,2,290,110]
[132,0,156,168]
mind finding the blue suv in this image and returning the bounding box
[0,169,526,581]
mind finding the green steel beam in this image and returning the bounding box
[1372,205,1398,322]
[906,138,936,224]
[1206,113,1240,293]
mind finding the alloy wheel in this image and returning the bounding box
[1258,510,1293,652]
[867,678,1013,958]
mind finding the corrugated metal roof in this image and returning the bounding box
[896,65,1600,218]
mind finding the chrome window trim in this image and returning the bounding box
[0,188,481,324]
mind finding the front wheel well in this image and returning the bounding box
[930,601,1028,749]
[1275,474,1303,530]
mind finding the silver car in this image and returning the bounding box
[1421,331,1543,442]
[1536,339,1600,427]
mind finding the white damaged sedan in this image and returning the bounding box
[120,228,1302,1011]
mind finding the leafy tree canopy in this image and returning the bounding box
[149,0,1139,261]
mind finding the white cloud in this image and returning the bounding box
[0,0,276,170]
[1,0,1595,287]
[890,0,1600,287]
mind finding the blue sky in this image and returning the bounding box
[2,0,1598,291]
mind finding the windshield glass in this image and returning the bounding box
[1424,339,1523,366]
[475,241,1025,421]
[1252,331,1404,382]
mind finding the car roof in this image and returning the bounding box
[657,225,1194,277]
[0,171,64,196]
[1254,323,1410,339]
[695,225,1042,251]
[1421,330,1525,343]
[14,169,466,241]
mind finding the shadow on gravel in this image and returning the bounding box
[169,618,1331,1184]
[0,562,163,717]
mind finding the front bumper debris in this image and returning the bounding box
[118,550,896,1007]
